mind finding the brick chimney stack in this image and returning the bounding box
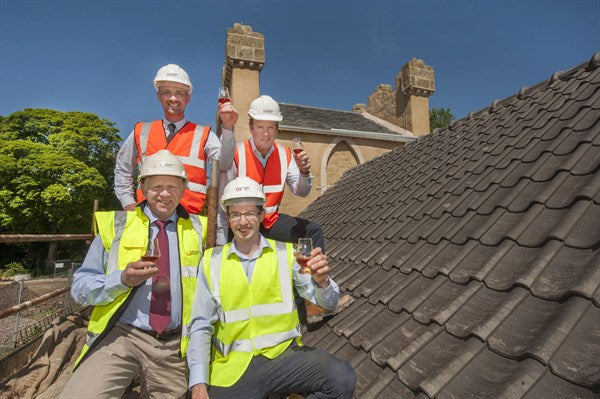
[223,23,265,134]
[363,58,435,136]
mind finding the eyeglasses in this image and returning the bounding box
[228,211,260,222]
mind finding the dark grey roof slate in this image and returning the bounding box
[301,53,600,397]
[279,103,401,134]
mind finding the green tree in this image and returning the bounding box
[0,108,121,271]
[429,107,455,132]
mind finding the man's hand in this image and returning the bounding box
[191,383,210,399]
[123,203,136,212]
[293,150,311,174]
[307,247,330,287]
[218,101,238,131]
[120,260,158,287]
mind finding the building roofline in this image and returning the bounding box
[279,124,417,142]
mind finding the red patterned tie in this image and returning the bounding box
[149,220,171,334]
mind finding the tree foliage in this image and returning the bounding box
[0,108,121,235]
[429,107,455,132]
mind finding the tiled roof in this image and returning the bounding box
[279,103,402,134]
[301,53,600,398]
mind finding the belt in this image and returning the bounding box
[136,326,181,341]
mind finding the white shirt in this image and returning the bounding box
[114,118,235,208]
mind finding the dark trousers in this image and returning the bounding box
[207,344,356,399]
[261,213,325,252]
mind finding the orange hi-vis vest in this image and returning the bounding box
[134,120,211,214]
[234,140,291,229]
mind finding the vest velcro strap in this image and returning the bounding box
[187,181,207,194]
[275,143,288,186]
[213,326,300,356]
[264,205,279,214]
[181,266,197,278]
[219,307,249,323]
[106,212,128,274]
[139,122,152,158]
[253,328,301,351]
[213,336,253,355]
[263,184,285,193]
[177,155,205,169]
[181,322,191,338]
[236,142,247,177]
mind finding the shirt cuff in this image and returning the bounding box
[300,171,314,183]
[313,277,339,310]
[188,365,209,388]
[119,196,137,209]
[106,270,129,292]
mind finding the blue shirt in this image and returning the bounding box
[186,235,340,388]
[71,206,184,331]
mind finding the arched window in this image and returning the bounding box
[320,137,365,192]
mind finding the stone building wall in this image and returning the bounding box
[276,130,402,216]
[221,23,432,216]
[365,58,435,135]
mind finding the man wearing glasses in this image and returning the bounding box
[187,176,355,399]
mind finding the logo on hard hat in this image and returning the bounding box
[235,187,250,192]
[166,72,177,77]
[160,161,175,168]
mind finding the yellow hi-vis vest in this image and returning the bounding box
[203,239,302,387]
[73,206,206,369]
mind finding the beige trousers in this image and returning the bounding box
[60,322,187,399]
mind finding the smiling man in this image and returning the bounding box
[220,95,325,251]
[115,63,238,215]
[61,150,206,399]
[187,177,355,399]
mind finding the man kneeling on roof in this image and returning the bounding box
[187,176,356,399]
[61,150,206,399]
[219,95,325,253]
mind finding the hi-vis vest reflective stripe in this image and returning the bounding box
[203,239,301,387]
[134,120,211,214]
[73,207,205,370]
[234,140,291,229]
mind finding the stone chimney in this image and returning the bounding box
[363,58,434,136]
[222,23,265,134]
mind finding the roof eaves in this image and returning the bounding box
[280,124,417,143]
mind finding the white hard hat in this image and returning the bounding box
[248,95,283,122]
[220,176,266,212]
[138,150,188,183]
[153,64,193,93]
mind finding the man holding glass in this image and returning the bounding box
[187,176,356,399]
[115,63,238,215]
[219,95,324,251]
[61,150,206,399]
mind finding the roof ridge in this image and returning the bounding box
[432,52,600,134]
[279,102,357,114]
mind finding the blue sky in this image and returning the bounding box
[1,0,598,140]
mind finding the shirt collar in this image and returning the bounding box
[228,234,273,260]
[143,205,178,225]
[249,137,275,160]
[163,118,187,135]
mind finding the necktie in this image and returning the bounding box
[149,220,171,334]
[167,123,176,136]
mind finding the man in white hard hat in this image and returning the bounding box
[222,95,325,251]
[187,176,356,399]
[62,150,207,399]
[115,63,238,215]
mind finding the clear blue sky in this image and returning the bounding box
[1,0,598,140]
